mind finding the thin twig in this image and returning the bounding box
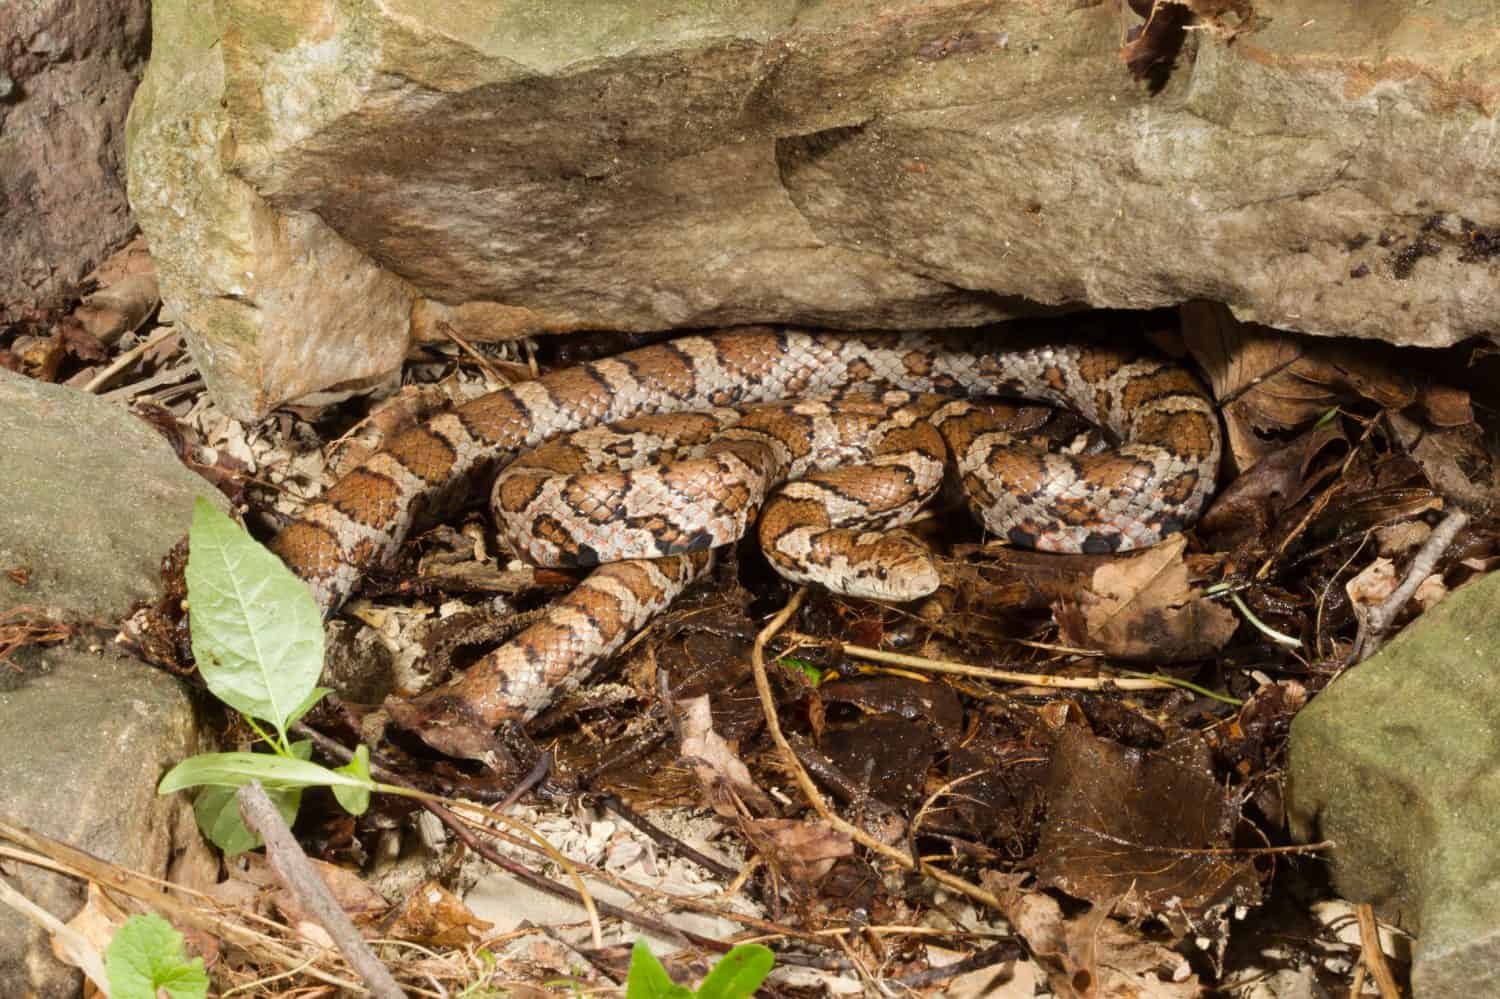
[81,325,177,393]
[1355,902,1402,999]
[1349,962,1368,999]
[777,631,1174,691]
[892,940,1024,988]
[1353,510,1470,661]
[102,365,200,403]
[237,783,406,999]
[750,590,1003,912]
[1316,531,1373,660]
[437,322,510,387]
[593,792,739,880]
[291,725,606,948]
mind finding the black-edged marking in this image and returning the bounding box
[386,426,459,484]
[328,468,406,523]
[1081,531,1123,554]
[1007,526,1039,548]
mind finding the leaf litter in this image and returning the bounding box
[11,286,1500,996]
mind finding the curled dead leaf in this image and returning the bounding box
[1198,423,1347,551]
[1056,536,1237,661]
[53,883,127,988]
[1181,301,1413,470]
[678,694,774,818]
[383,881,493,948]
[745,818,854,883]
[1387,411,1493,512]
[1345,558,1397,611]
[74,272,160,346]
[985,879,1200,999]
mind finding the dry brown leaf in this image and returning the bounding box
[1375,521,1431,557]
[1056,536,1237,661]
[54,318,109,363]
[53,883,126,987]
[1034,726,1261,923]
[1418,384,1475,428]
[1197,423,1346,550]
[745,818,854,883]
[1181,301,1413,470]
[383,881,494,948]
[74,273,159,345]
[989,882,1200,999]
[67,236,160,346]
[1414,573,1448,612]
[1345,558,1397,610]
[678,694,775,817]
[241,852,391,928]
[1387,411,1492,511]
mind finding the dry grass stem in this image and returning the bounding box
[778,630,1174,691]
[750,590,1003,912]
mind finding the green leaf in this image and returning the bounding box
[192,780,304,856]
[185,497,325,742]
[105,913,208,999]
[626,939,694,999]
[193,786,260,855]
[286,685,334,727]
[159,751,372,796]
[332,744,373,815]
[696,945,775,999]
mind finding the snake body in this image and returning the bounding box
[271,327,1220,752]
[494,395,953,599]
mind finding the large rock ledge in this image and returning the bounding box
[127,1,1500,421]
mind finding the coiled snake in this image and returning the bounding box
[271,326,1220,754]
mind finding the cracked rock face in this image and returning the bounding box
[127,1,1500,420]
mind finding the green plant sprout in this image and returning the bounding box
[154,500,421,852]
[627,940,774,998]
[105,913,208,999]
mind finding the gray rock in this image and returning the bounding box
[127,1,1500,420]
[0,647,216,999]
[0,370,227,622]
[1288,571,1500,998]
[0,373,225,997]
[0,0,150,310]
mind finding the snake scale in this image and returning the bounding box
[271,326,1220,754]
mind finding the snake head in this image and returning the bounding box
[833,536,942,602]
